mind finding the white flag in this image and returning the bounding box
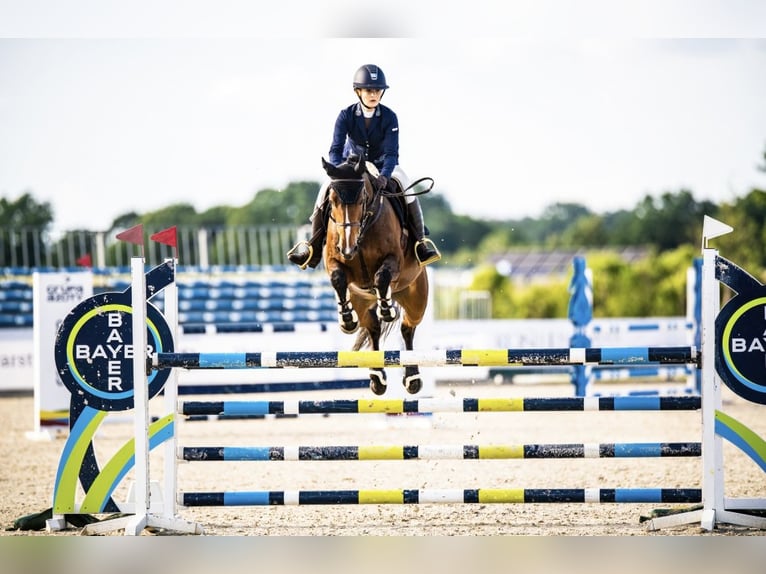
[702,215,733,245]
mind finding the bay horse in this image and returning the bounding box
[321,154,430,395]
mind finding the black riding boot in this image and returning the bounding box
[287,210,325,269]
[407,198,441,266]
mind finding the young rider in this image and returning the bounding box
[287,64,441,269]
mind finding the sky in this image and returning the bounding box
[1,2,766,232]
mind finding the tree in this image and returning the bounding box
[140,203,200,227]
[110,211,141,231]
[0,192,54,228]
[714,189,766,278]
[228,181,319,226]
[0,192,54,267]
[561,214,607,246]
[630,190,717,250]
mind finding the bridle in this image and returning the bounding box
[327,176,383,245]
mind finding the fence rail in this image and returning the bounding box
[0,225,302,270]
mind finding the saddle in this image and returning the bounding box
[382,179,408,230]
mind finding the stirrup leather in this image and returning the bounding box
[414,238,441,267]
[286,241,314,270]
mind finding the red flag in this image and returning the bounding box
[150,226,177,247]
[76,253,92,267]
[116,224,144,246]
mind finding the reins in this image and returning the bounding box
[380,176,435,198]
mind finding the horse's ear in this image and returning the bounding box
[321,157,336,176]
[353,154,365,176]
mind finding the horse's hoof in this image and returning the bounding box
[370,369,387,395]
[340,321,359,334]
[377,302,399,322]
[339,308,359,333]
[403,373,422,394]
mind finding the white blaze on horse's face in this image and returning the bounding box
[343,204,353,256]
[329,185,365,261]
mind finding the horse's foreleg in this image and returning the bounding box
[362,306,388,396]
[329,268,359,333]
[373,260,399,323]
[401,321,422,395]
[398,272,428,395]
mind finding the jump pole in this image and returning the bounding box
[154,346,698,370]
[103,217,766,533]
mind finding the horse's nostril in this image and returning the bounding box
[341,246,357,261]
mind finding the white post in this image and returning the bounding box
[644,247,718,531]
[123,256,151,535]
[162,259,179,520]
[95,232,107,269]
[198,228,209,269]
[699,247,721,531]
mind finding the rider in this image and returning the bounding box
[286,64,441,269]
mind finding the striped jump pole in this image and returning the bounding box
[179,395,701,417]
[180,488,703,507]
[114,235,766,534]
[181,442,702,462]
[155,346,699,370]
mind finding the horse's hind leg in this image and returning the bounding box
[329,268,359,333]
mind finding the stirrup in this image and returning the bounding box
[414,238,441,267]
[286,241,313,270]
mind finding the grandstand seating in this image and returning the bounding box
[0,280,34,327]
[0,271,338,331]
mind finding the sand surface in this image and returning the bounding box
[2,379,765,536]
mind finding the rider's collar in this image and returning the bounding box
[355,102,381,117]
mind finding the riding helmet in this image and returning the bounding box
[353,65,389,90]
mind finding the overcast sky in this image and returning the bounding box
[1,2,766,231]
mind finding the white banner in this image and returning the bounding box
[0,328,33,392]
[31,271,93,436]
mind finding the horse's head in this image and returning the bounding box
[322,155,376,262]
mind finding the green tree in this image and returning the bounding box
[0,192,54,228]
[110,211,141,231]
[629,190,717,251]
[196,205,233,226]
[140,203,200,227]
[0,192,54,266]
[561,214,607,246]
[510,280,569,319]
[714,189,766,278]
[586,246,696,317]
[469,264,515,318]
[228,181,319,226]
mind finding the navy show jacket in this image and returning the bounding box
[328,102,400,178]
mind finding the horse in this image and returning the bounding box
[320,154,430,395]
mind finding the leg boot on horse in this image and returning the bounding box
[407,197,441,266]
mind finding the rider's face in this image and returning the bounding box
[357,88,383,109]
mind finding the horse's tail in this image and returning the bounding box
[351,307,401,350]
[352,328,372,351]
